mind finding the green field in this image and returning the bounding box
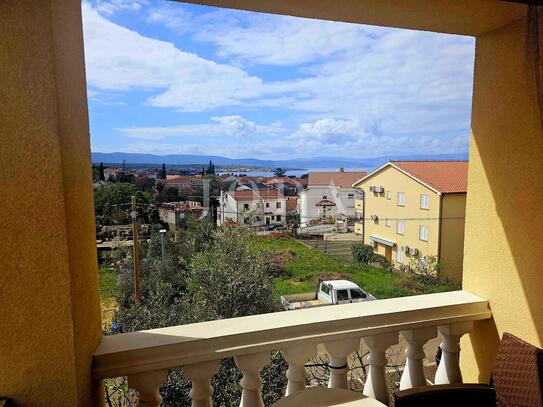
[98,236,459,324]
[253,236,458,300]
[99,266,119,324]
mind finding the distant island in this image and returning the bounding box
[91,151,469,173]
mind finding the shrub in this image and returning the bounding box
[372,254,391,270]
[352,244,375,263]
[110,224,285,406]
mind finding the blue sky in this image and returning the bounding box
[82,0,475,160]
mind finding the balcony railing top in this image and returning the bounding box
[93,290,490,380]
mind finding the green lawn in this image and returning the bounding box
[99,266,119,324]
[253,236,458,300]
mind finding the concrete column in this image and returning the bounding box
[0,1,102,405]
[462,14,543,382]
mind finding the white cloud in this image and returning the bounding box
[145,6,474,135]
[194,12,372,66]
[107,116,468,160]
[284,118,469,158]
[86,2,474,158]
[292,119,362,143]
[119,115,285,140]
[82,2,265,111]
[95,0,148,15]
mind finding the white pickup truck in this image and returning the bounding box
[281,279,376,310]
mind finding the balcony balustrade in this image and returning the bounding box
[354,199,364,212]
[93,290,491,406]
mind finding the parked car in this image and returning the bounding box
[280,279,376,310]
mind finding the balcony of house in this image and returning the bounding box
[93,290,491,406]
[354,199,364,212]
[354,221,364,236]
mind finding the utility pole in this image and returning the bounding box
[131,196,141,303]
[159,229,167,272]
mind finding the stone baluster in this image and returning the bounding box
[281,344,317,396]
[183,360,220,407]
[435,322,474,385]
[235,351,271,407]
[323,338,361,389]
[399,327,437,390]
[128,369,169,407]
[362,332,398,405]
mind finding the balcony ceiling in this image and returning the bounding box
[176,0,527,37]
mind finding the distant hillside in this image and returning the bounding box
[91,152,469,170]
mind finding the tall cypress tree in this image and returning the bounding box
[99,162,105,181]
[161,163,167,179]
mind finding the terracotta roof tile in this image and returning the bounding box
[391,160,468,193]
[227,189,284,201]
[308,171,367,188]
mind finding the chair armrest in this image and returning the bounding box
[394,384,496,407]
[0,398,17,407]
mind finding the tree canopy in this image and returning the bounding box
[94,182,155,225]
[110,223,284,406]
[274,167,286,177]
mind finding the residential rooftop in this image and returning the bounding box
[308,171,367,188]
[226,189,285,201]
[391,160,468,193]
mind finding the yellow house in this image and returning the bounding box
[353,161,468,282]
[1,1,543,406]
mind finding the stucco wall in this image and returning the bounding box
[356,166,441,268]
[299,186,361,226]
[461,17,543,382]
[0,1,102,405]
[439,193,466,282]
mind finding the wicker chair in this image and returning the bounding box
[394,332,543,406]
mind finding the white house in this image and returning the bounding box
[217,189,287,227]
[298,170,366,227]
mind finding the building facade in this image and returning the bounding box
[353,161,467,281]
[217,189,287,227]
[298,170,366,227]
[159,201,203,229]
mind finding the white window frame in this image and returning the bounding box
[397,192,405,206]
[385,218,391,228]
[276,202,281,209]
[420,194,429,210]
[386,191,392,200]
[419,225,429,241]
[396,248,404,263]
[396,220,405,235]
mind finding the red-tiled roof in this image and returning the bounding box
[391,160,468,193]
[308,171,367,188]
[162,176,194,184]
[227,189,284,201]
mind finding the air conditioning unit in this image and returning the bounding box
[370,215,379,221]
[410,247,419,256]
[369,186,375,192]
[403,246,410,253]
[374,186,384,193]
